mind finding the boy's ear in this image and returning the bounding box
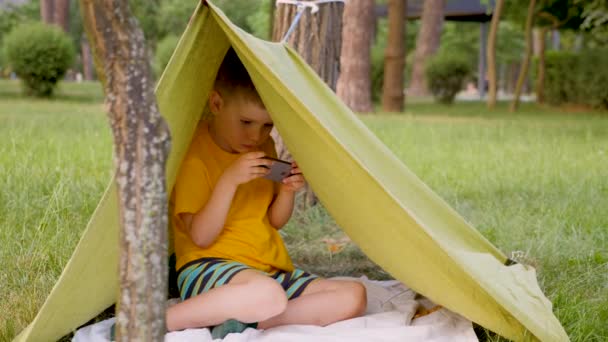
[209,90,223,114]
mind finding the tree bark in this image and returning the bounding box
[510,0,536,112]
[54,0,70,32]
[40,0,70,32]
[535,27,548,104]
[381,0,407,112]
[336,0,374,113]
[408,0,445,97]
[41,0,54,24]
[272,0,344,207]
[486,0,505,109]
[79,0,171,340]
[81,36,94,81]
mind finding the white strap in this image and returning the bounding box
[275,0,345,14]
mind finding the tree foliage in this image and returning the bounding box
[3,22,75,96]
[0,1,40,71]
[425,53,472,104]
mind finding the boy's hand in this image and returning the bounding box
[222,152,271,186]
[280,162,306,193]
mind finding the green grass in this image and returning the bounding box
[1,79,607,341]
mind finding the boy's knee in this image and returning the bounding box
[345,281,367,318]
[248,277,288,318]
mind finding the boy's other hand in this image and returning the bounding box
[280,162,305,193]
[222,152,271,186]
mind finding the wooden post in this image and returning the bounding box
[79,0,171,340]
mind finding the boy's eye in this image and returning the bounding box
[264,123,274,128]
[241,120,252,125]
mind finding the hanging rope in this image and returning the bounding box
[275,0,346,43]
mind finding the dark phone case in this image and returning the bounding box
[262,157,292,182]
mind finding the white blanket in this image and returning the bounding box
[73,277,477,342]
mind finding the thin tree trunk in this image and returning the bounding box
[269,0,276,41]
[272,0,344,207]
[337,0,374,113]
[81,36,94,81]
[381,0,407,112]
[79,0,171,340]
[510,0,536,112]
[408,0,445,97]
[535,27,548,104]
[486,0,504,109]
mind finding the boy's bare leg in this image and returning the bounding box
[258,278,367,329]
[166,270,288,331]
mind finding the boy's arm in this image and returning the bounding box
[268,163,305,229]
[268,189,296,229]
[184,151,272,248]
[183,177,238,248]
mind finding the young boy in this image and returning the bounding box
[166,48,367,337]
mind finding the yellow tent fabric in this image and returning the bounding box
[15,1,569,341]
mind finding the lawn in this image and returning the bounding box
[0,79,606,341]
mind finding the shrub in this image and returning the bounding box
[153,35,180,78]
[544,49,608,109]
[3,22,74,97]
[424,53,471,104]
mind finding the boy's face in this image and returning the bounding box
[209,90,274,154]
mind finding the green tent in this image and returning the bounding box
[15,1,569,341]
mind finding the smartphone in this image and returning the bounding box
[262,157,292,182]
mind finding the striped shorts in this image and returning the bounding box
[177,257,319,301]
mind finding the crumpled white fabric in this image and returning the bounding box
[73,277,477,342]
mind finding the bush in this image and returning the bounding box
[3,22,74,97]
[544,49,608,109]
[153,35,180,78]
[424,53,471,104]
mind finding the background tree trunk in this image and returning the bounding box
[510,0,536,112]
[381,0,407,112]
[41,0,54,24]
[272,0,344,207]
[408,0,445,97]
[81,36,94,81]
[79,0,171,340]
[486,0,504,109]
[336,0,374,113]
[535,27,548,104]
[41,0,70,32]
[54,0,70,32]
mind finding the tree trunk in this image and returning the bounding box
[79,0,171,340]
[408,0,445,97]
[381,0,407,112]
[41,0,54,24]
[41,0,70,32]
[269,0,276,41]
[272,0,344,207]
[486,0,504,109]
[535,27,548,104]
[54,0,70,32]
[336,0,374,113]
[81,36,94,81]
[510,0,536,112]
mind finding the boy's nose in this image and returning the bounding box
[249,129,262,143]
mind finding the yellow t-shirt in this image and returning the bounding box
[171,121,294,273]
